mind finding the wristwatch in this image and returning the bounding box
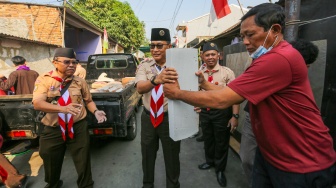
[150,75,158,86]
[232,114,239,119]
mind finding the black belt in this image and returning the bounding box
[143,108,168,117]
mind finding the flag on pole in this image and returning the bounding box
[175,35,179,48]
[208,0,231,26]
[103,27,108,54]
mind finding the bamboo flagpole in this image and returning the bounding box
[103,28,108,54]
[236,0,245,15]
[62,0,66,47]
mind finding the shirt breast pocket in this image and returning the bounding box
[47,90,60,97]
[47,90,60,103]
[71,90,83,104]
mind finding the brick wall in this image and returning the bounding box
[0,3,62,46]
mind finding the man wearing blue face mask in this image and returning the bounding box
[162,3,336,188]
[239,39,321,188]
[248,25,279,59]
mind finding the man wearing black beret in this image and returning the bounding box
[135,28,181,188]
[197,42,239,187]
[33,48,107,188]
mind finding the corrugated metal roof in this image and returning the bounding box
[0,32,60,46]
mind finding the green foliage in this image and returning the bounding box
[68,0,145,52]
[144,52,152,58]
[142,37,150,47]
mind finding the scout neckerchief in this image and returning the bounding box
[150,65,165,128]
[52,73,74,141]
[204,68,218,111]
[0,165,8,184]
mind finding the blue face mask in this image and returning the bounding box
[249,26,278,59]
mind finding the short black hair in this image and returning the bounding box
[290,39,319,65]
[241,3,285,33]
[11,56,26,66]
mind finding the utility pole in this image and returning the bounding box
[62,0,67,47]
[236,0,245,15]
[284,0,301,42]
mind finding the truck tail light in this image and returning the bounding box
[91,128,113,135]
[6,130,33,138]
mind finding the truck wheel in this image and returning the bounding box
[125,113,137,140]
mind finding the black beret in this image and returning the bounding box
[54,48,76,58]
[202,42,219,53]
[151,28,171,42]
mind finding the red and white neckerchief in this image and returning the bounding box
[150,65,165,128]
[204,69,218,111]
[52,75,74,141]
[0,165,8,183]
[204,69,218,83]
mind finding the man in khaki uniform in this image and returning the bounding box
[197,42,239,187]
[135,28,180,188]
[33,48,106,188]
[74,63,86,79]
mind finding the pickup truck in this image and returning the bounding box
[85,53,141,140]
[0,53,141,142]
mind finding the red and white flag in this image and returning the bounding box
[175,36,179,48]
[103,27,108,53]
[208,0,231,25]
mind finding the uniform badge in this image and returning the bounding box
[210,43,215,47]
[50,86,55,91]
[33,85,38,92]
[77,96,82,104]
[159,30,165,36]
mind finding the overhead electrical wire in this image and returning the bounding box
[169,0,181,29]
[155,0,168,23]
[136,0,146,15]
[169,0,184,31]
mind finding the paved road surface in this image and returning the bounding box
[2,107,248,188]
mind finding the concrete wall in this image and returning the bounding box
[0,38,56,78]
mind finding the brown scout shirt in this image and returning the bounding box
[135,59,168,112]
[74,65,87,79]
[0,70,39,94]
[32,71,92,127]
[200,63,235,88]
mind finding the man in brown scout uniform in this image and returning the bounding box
[74,63,86,79]
[33,48,107,188]
[135,28,181,188]
[197,42,239,187]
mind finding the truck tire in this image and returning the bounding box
[125,113,137,140]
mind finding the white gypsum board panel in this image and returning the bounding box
[166,48,199,141]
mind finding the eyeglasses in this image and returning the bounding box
[56,60,79,65]
[150,43,169,49]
